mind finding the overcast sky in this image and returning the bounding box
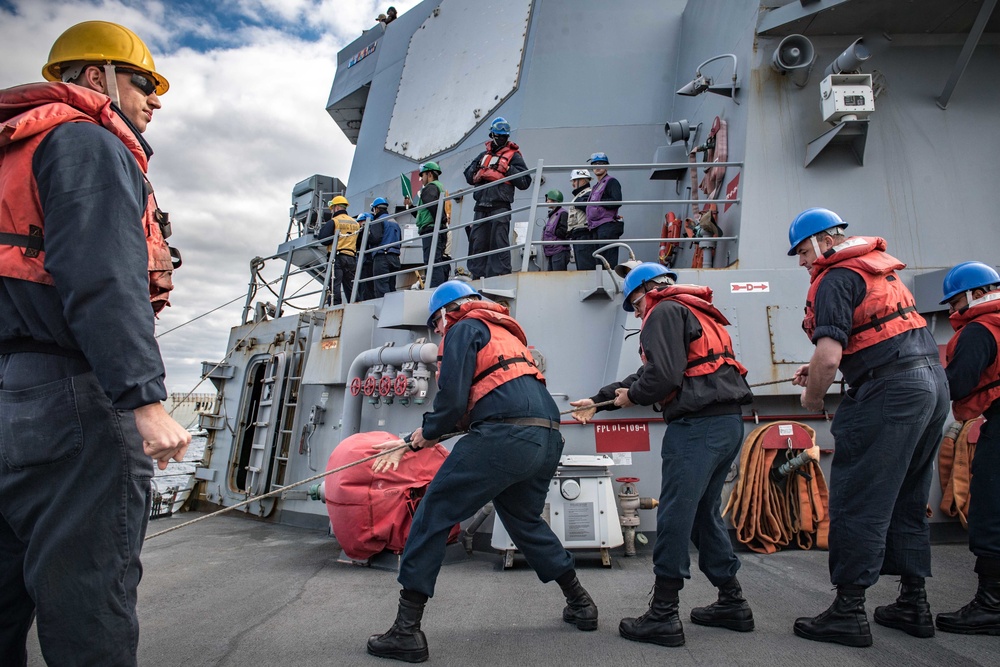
[0,0,420,396]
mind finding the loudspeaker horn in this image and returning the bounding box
[771,34,815,72]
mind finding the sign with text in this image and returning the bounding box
[593,420,650,453]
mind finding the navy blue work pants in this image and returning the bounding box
[570,229,595,271]
[358,259,374,301]
[546,250,570,272]
[419,227,451,288]
[468,207,512,279]
[372,253,400,298]
[827,364,949,587]
[0,353,153,667]
[398,423,573,597]
[969,417,1000,559]
[331,252,356,305]
[576,220,623,271]
[653,413,743,585]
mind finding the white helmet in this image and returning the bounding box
[570,169,592,181]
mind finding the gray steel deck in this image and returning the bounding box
[26,512,997,666]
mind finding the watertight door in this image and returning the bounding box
[243,352,288,508]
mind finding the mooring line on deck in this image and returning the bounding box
[148,383,797,539]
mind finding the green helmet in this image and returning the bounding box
[420,161,441,176]
[545,189,564,203]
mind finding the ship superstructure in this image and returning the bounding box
[193,0,1000,537]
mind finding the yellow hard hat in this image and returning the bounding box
[43,21,169,95]
[329,195,350,208]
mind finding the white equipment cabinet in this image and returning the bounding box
[492,455,624,568]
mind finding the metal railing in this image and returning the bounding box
[243,158,744,321]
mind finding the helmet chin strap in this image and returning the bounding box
[809,235,822,257]
[969,290,1000,308]
[102,63,121,108]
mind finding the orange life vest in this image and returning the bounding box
[946,294,1000,421]
[640,284,748,404]
[0,82,176,314]
[472,141,522,185]
[437,300,545,413]
[802,237,924,354]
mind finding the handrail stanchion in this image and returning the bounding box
[275,246,295,318]
[242,258,262,325]
[319,228,339,309]
[519,159,544,273]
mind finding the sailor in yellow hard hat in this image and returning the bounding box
[318,195,361,305]
[0,21,189,665]
[42,20,169,131]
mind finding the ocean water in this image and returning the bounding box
[150,434,207,513]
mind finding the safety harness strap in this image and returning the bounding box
[472,354,534,384]
[685,347,735,370]
[0,227,44,256]
[850,303,917,335]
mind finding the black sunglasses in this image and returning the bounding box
[118,68,158,96]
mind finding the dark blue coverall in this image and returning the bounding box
[812,269,949,586]
[588,296,752,586]
[396,318,572,597]
[0,119,160,666]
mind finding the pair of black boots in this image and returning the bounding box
[794,578,931,648]
[618,576,754,647]
[795,573,1000,647]
[366,574,598,663]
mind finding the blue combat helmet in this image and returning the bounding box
[427,280,481,328]
[490,117,511,136]
[940,261,1000,304]
[787,208,848,256]
[622,262,677,312]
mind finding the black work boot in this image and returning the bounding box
[874,575,934,638]
[558,572,599,631]
[690,576,755,632]
[619,577,685,647]
[793,585,872,647]
[936,576,1000,635]
[367,596,429,663]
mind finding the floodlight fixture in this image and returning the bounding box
[676,54,740,103]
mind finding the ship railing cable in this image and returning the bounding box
[154,292,248,339]
[148,375,798,540]
[163,269,322,417]
[145,399,615,541]
[163,318,265,418]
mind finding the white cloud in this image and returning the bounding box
[1,0,421,396]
